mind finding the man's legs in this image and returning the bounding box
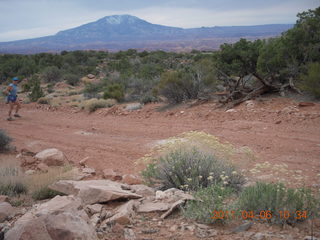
[14,101,21,117]
[7,102,14,120]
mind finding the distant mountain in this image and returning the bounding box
[0,15,293,54]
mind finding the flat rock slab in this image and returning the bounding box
[50,180,142,205]
[137,202,171,213]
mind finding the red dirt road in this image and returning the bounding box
[1,98,320,187]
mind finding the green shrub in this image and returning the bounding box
[140,93,158,104]
[0,182,27,196]
[236,182,319,225]
[83,98,113,112]
[28,78,44,102]
[0,129,12,152]
[183,184,234,224]
[83,83,100,99]
[142,148,245,191]
[32,186,64,200]
[103,83,125,102]
[299,62,320,98]
[42,66,62,83]
[63,73,80,86]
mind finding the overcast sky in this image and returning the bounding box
[0,0,318,42]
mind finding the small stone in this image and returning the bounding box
[82,168,96,175]
[79,157,90,167]
[231,222,253,233]
[169,225,178,232]
[275,120,282,124]
[37,163,49,172]
[299,102,315,107]
[124,228,136,240]
[86,204,103,215]
[25,170,36,175]
[226,109,237,113]
[103,169,122,181]
[122,174,142,185]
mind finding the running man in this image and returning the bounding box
[5,77,21,121]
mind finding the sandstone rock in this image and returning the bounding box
[85,204,103,215]
[304,237,318,240]
[0,196,8,203]
[122,174,142,185]
[125,103,142,111]
[137,202,171,213]
[79,157,90,167]
[49,180,142,204]
[231,222,253,233]
[5,196,97,240]
[226,109,237,113]
[90,213,100,226]
[25,170,36,175]
[103,169,122,181]
[124,228,136,240]
[128,185,155,197]
[104,200,136,225]
[0,202,14,223]
[34,148,67,166]
[82,167,96,175]
[37,163,49,173]
[155,188,195,201]
[87,74,95,79]
[196,228,218,238]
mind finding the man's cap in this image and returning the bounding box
[12,77,19,81]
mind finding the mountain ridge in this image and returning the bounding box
[0,15,293,53]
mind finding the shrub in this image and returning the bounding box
[37,97,50,104]
[183,184,234,224]
[0,129,12,152]
[236,182,319,225]
[83,98,114,112]
[142,148,245,191]
[0,163,27,196]
[103,83,125,102]
[140,93,158,104]
[299,62,320,98]
[28,78,44,102]
[32,186,64,200]
[42,66,62,83]
[83,83,101,99]
[63,73,80,86]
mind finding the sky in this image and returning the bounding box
[0,0,319,42]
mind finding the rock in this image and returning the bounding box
[161,199,184,219]
[82,167,96,175]
[103,169,122,181]
[137,202,171,213]
[0,196,8,203]
[169,225,178,232]
[231,222,253,233]
[36,163,49,173]
[304,237,318,240]
[299,102,315,107]
[103,200,136,225]
[5,195,97,240]
[90,213,100,226]
[125,103,142,111]
[129,185,155,197]
[34,148,67,166]
[79,157,90,167]
[124,228,136,240]
[252,233,269,240]
[196,228,218,238]
[87,74,95,79]
[0,202,14,223]
[155,188,195,202]
[226,109,237,113]
[85,204,103,215]
[25,170,36,175]
[275,120,282,124]
[122,174,142,185]
[49,180,142,204]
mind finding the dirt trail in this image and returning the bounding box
[1,97,320,187]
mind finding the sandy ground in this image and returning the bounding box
[1,97,320,188]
